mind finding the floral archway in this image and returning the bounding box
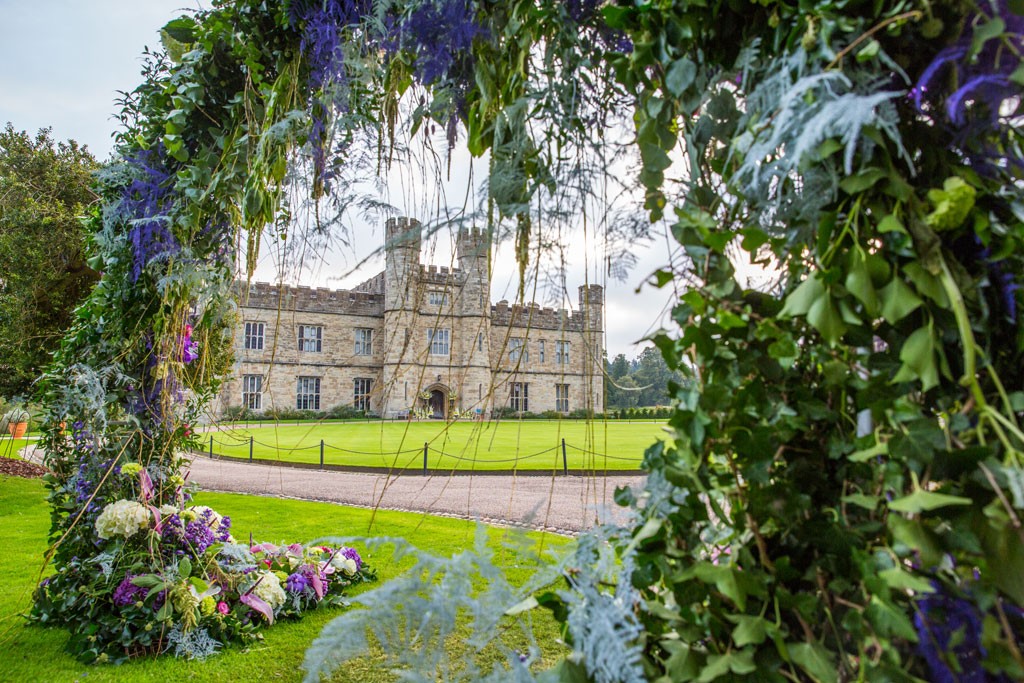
[30,0,1024,680]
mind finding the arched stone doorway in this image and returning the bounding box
[423,384,449,419]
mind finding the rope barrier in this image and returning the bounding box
[207,433,641,467]
[430,445,559,464]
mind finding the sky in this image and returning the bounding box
[0,0,679,360]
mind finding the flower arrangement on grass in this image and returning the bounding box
[31,458,374,663]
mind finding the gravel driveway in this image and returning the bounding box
[186,454,645,534]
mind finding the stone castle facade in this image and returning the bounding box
[219,218,604,418]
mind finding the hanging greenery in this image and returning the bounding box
[29,0,1024,679]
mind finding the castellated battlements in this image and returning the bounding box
[491,301,587,332]
[235,281,384,317]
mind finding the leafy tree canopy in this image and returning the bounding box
[0,124,99,398]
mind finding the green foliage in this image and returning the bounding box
[33,0,1024,679]
[0,125,99,398]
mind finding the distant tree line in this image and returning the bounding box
[604,345,683,409]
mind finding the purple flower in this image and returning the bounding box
[113,574,149,607]
[285,571,310,594]
[181,324,199,364]
[118,148,180,282]
[341,546,362,572]
[911,1,1023,166]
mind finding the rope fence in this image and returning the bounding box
[201,434,644,475]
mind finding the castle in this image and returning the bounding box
[219,218,604,419]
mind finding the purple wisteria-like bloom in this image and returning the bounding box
[119,148,180,282]
[399,0,484,85]
[911,1,1023,165]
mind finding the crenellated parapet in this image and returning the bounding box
[235,281,384,317]
[491,300,589,331]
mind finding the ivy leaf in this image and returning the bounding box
[866,596,918,640]
[665,58,697,97]
[878,214,907,235]
[727,614,773,646]
[891,324,940,391]
[698,649,756,682]
[878,567,936,594]
[780,275,825,318]
[888,489,972,513]
[807,292,847,345]
[845,254,879,316]
[839,168,886,194]
[788,642,838,683]
[879,277,922,323]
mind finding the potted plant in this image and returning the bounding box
[2,406,30,438]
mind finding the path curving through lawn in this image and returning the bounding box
[185,454,645,535]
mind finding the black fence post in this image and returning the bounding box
[209,435,214,459]
[249,436,254,462]
[562,438,568,475]
[423,442,429,475]
[320,439,325,470]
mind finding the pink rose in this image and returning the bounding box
[217,601,230,615]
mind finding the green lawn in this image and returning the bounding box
[0,435,34,459]
[0,476,567,682]
[206,420,665,471]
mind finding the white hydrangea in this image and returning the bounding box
[95,499,150,540]
[329,551,358,576]
[251,571,286,610]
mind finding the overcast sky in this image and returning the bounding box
[0,0,679,359]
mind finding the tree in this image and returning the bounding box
[632,345,677,406]
[0,125,99,398]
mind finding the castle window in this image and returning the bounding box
[242,374,262,410]
[509,338,528,363]
[298,325,322,352]
[428,290,449,306]
[354,378,373,412]
[539,340,545,363]
[244,322,264,350]
[477,333,483,352]
[354,328,373,355]
[510,382,529,412]
[556,340,570,365]
[428,328,450,356]
[296,376,321,410]
[556,384,569,413]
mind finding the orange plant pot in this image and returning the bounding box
[8,422,28,439]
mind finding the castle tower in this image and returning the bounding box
[455,227,493,414]
[578,284,605,413]
[381,217,422,416]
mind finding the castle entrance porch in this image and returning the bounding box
[428,388,447,419]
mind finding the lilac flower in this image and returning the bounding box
[112,574,149,607]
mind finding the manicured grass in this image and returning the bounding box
[207,420,665,471]
[0,476,567,682]
[0,435,34,459]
